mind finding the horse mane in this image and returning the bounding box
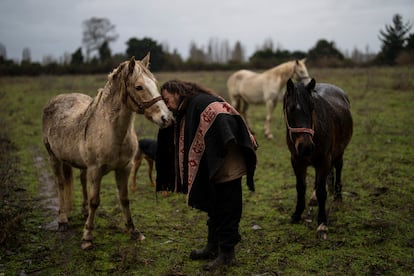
[268,60,296,79]
[108,59,156,82]
[310,90,334,137]
[80,62,132,138]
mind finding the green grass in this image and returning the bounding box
[0,67,413,275]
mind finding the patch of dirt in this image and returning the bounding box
[31,146,59,231]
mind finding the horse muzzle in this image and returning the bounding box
[144,103,173,128]
[296,138,315,157]
[292,130,315,157]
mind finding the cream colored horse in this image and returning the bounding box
[42,54,172,249]
[227,59,310,139]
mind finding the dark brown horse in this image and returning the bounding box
[284,78,353,239]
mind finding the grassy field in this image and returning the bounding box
[0,67,413,275]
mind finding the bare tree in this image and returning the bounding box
[42,55,57,65]
[188,41,206,62]
[261,37,274,51]
[22,48,31,63]
[231,41,245,63]
[206,37,232,63]
[82,17,118,61]
[0,43,6,60]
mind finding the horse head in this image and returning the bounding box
[292,59,311,84]
[121,53,173,128]
[284,78,316,157]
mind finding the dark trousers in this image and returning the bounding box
[207,177,242,251]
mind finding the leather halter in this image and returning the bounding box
[127,92,162,114]
[124,78,163,114]
[284,109,315,141]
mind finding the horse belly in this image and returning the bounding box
[239,80,266,104]
[42,93,92,167]
[83,127,138,170]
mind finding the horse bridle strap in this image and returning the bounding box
[284,109,315,139]
[127,92,162,114]
[288,126,315,136]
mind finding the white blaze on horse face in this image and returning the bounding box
[142,74,173,127]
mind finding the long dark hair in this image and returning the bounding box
[160,79,217,99]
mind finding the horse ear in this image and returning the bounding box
[129,56,136,74]
[301,58,307,63]
[306,78,316,92]
[287,78,294,94]
[141,52,151,68]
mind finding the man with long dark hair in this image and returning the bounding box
[156,79,257,271]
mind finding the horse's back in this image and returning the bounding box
[227,70,257,95]
[314,83,350,110]
[314,83,353,150]
[42,93,93,164]
[42,93,92,127]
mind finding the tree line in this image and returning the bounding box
[1,14,413,76]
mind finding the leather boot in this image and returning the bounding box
[203,247,235,271]
[189,243,218,260]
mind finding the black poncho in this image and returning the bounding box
[156,93,257,211]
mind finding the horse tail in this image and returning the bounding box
[62,164,74,213]
[43,137,74,213]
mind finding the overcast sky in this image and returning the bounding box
[1,0,413,63]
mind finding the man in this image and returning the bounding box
[156,80,257,271]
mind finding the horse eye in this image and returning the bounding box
[135,85,143,91]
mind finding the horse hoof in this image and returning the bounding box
[266,134,274,140]
[305,205,314,223]
[131,229,145,241]
[290,215,301,224]
[58,222,68,232]
[308,191,318,206]
[81,240,94,250]
[316,224,328,240]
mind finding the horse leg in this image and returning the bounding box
[327,169,335,196]
[264,99,275,140]
[230,94,241,111]
[333,155,344,202]
[146,158,155,186]
[315,166,330,239]
[80,169,88,217]
[50,156,73,231]
[291,160,307,223]
[238,99,250,129]
[115,167,145,241]
[131,154,142,191]
[81,167,102,249]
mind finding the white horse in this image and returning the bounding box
[42,54,172,249]
[227,59,310,139]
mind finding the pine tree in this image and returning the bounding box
[377,14,412,65]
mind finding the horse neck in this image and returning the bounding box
[99,81,136,136]
[311,95,331,138]
[270,61,295,80]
